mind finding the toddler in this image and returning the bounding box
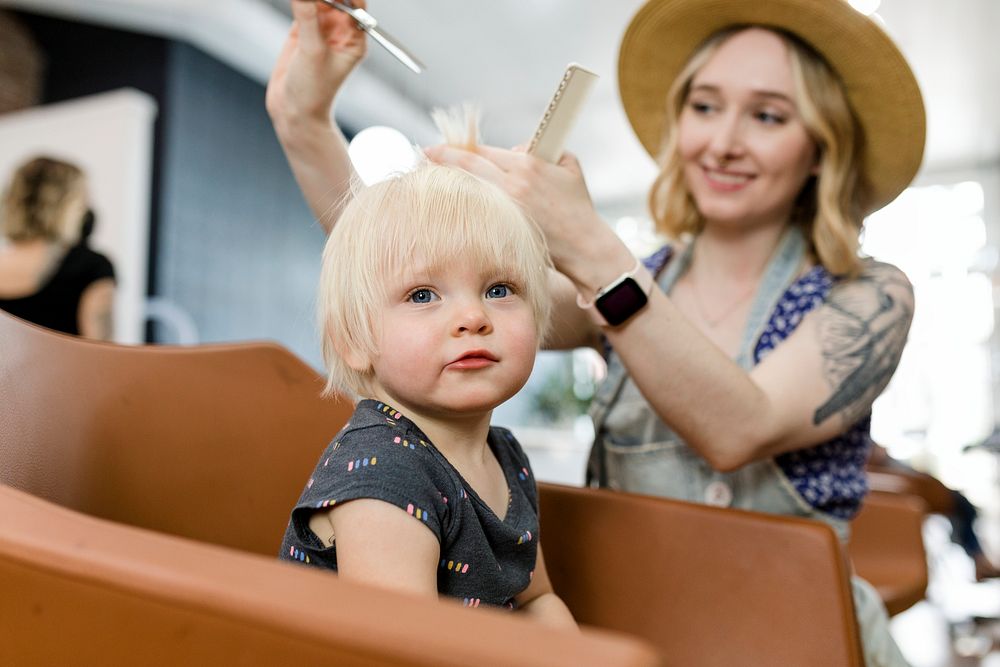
[280,162,575,627]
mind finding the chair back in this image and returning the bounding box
[847,490,928,616]
[0,484,662,667]
[867,465,955,515]
[0,311,351,557]
[538,483,865,667]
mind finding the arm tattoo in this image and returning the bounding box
[813,262,913,427]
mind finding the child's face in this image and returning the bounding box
[365,255,538,421]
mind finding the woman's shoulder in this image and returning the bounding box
[63,244,115,281]
[827,258,914,313]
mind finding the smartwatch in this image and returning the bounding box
[577,259,654,327]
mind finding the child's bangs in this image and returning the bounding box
[372,170,541,289]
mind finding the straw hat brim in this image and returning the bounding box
[618,0,926,214]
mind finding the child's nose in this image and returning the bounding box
[454,301,493,336]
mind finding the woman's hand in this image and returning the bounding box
[424,145,630,290]
[266,0,367,227]
[266,0,368,132]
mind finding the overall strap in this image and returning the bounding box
[734,227,807,370]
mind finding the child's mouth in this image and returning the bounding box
[447,350,499,369]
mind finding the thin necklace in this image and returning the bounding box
[688,273,761,328]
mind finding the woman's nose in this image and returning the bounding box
[708,112,745,162]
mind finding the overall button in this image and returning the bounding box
[704,480,733,507]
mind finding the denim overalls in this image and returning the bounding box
[587,227,908,667]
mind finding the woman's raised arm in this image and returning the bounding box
[266,0,367,231]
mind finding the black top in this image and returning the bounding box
[280,399,540,609]
[0,244,115,335]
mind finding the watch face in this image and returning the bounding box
[596,277,648,326]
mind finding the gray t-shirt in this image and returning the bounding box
[280,399,540,609]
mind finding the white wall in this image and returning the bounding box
[0,88,157,343]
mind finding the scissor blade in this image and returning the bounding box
[367,26,425,74]
[314,0,423,74]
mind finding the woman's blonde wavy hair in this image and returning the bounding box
[648,27,867,276]
[317,163,553,399]
[1,156,88,243]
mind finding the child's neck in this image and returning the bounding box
[371,395,494,468]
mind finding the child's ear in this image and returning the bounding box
[336,339,371,373]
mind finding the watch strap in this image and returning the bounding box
[576,258,653,326]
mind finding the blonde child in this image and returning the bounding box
[279,163,576,627]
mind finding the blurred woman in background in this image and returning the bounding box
[0,156,115,339]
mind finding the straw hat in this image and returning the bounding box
[618,0,926,213]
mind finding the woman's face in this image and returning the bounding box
[677,28,818,231]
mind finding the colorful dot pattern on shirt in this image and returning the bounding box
[289,546,311,563]
[441,559,471,574]
[347,457,376,471]
[406,503,429,521]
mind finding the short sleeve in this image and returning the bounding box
[89,251,115,283]
[288,423,452,548]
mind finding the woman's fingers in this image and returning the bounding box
[424,145,510,183]
[289,0,324,53]
[557,150,583,174]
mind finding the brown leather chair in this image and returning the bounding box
[0,311,662,666]
[847,490,928,616]
[0,483,660,666]
[867,464,955,515]
[0,310,351,557]
[538,483,865,667]
[0,311,863,664]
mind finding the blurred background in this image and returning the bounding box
[1,1,998,661]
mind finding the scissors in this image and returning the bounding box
[316,0,425,74]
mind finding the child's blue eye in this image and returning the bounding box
[486,284,510,299]
[408,289,438,304]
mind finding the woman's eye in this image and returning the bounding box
[755,110,787,125]
[486,284,510,299]
[408,289,437,304]
[688,101,715,115]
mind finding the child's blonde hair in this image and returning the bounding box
[318,163,552,398]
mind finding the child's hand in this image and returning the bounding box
[266,0,368,128]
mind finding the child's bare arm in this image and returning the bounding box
[515,544,578,629]
[324,498,440,598]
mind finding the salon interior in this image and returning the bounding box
[1,0,998,665]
